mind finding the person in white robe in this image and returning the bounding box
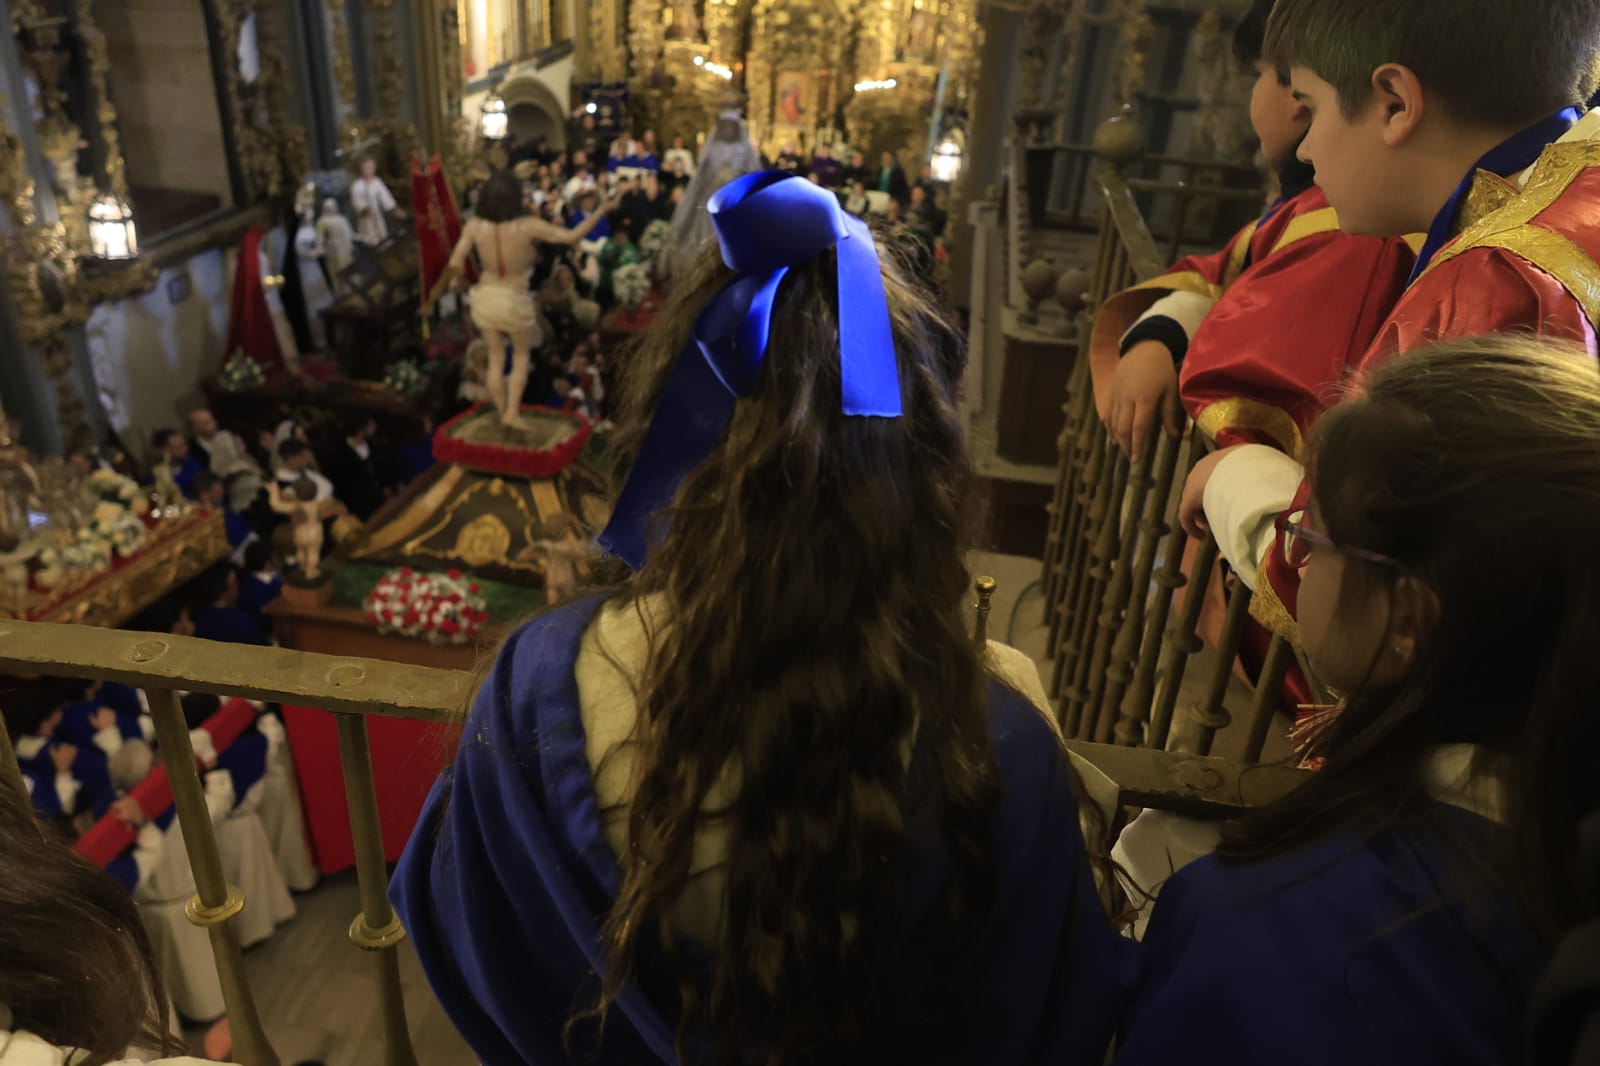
[349,157,399,245]
[316,197,356,291]
[293,212,333,349]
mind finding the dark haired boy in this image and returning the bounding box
[1093,0,1417,467]
[1188,0,1600,639]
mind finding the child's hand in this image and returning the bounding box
[1178,446,1242,539]
[50,742,78,773]
[111,795,146,827]
[1106,340,1183,463]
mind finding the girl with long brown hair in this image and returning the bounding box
[392,172,1135,1065]
[0,763,208,1065]
[1117,336,1600,1066]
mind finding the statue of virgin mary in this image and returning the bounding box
[668,108,761,272]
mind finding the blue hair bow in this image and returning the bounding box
[596,170,902,570]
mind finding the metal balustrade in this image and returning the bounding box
[1040,121,1309,769]
[0,588,1304,1063]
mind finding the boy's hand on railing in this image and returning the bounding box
[1107,340,1183,463]
[1179,446,1244,539]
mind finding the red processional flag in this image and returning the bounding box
[412,154,472,312]
[223,225,284,376]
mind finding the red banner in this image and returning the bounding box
[411,154,472,312]
[222,226,283,376]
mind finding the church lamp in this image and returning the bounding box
[88,194,138,260]
[929,137,963,184]
[480,95,509,141]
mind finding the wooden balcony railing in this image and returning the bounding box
[1041,119,1324,770]
[0,583,1305,1063]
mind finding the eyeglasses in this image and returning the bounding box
[1275,512,1399,569]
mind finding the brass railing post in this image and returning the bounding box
[973,575,997,647]
[146,687,280,1066]
[335,712,421,1066]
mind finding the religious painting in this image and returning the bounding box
[902,10,939,65]
[774,71,812,128]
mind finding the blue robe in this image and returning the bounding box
[1115,803,1546,1066]
[57,698,146,751]
[216,727,268,809]
[16,738,115,819]
[194,604,270,646]
[391,596,1136,1065]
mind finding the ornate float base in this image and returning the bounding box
[350,406,612,588]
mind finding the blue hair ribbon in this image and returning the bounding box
[596,170,902,570]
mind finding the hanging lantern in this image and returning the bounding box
[929,137,963,184]
[480,94,509,141]
[88,195,138,260]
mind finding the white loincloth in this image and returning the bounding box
[469,283,543,344]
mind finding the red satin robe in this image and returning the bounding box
[1089,184,1418,452]
[1254,141,1600,638]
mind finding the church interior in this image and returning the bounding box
[1,0,1595,1062]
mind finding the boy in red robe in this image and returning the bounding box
[1092,0,1417,465]
[1184,0,1600,645]
[1091,0,1418,711]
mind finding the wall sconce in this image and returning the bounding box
[480,94,509,140]
[929,136,963,184]
[854,78,898,93]
[88,194,138,260]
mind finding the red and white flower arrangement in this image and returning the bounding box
[363,567,490,644]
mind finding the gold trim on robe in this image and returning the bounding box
[1419,141,1600,326]
[1249,573,1304,647]
[1268,207,1340,257]
[1222,219,1260,289]
[1193,397,1306,462]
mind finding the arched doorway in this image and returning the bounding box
[499,74,569,149]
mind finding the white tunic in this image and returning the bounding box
[350,176,398,244]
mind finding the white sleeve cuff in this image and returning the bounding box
[92,726,123,758]
[138,714,154,741]
[189,730,218,768]
[54,772,80,813]
[203,769,236,820]
[1125,289,1214,347]
[132,823,165,886]
[1203,445,1305,590]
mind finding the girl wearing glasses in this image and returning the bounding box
[1117,335,1598,1065]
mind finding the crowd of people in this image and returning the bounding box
[10,0,1600,1061]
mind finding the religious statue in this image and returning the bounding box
[448,170,616,429]
[268,478,342,582]
[294,212,334,349]
[150,462,184,518]
[316,198,356,289]
[669,109,760,272]
[350,157,400,245]
[525,512,588,603]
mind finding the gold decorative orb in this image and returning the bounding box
[1055,267,1091,314]
[1020,258,1059,308]
[1092,110,1144,168]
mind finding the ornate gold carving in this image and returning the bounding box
[1,511,231,627]
[368,0,404,124]
[329,0,359,112]
[453,513,513,566]
[72,0,128,201]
